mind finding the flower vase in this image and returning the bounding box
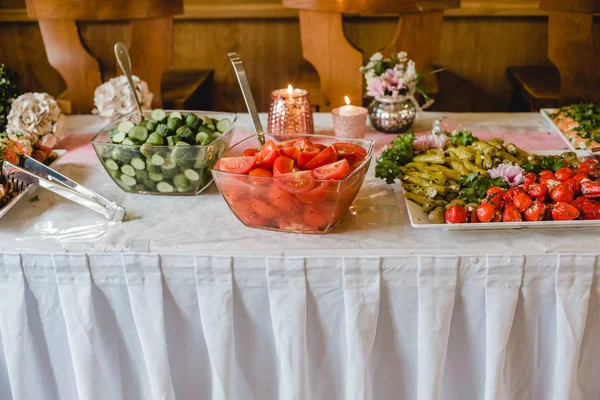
[368,97,417,134]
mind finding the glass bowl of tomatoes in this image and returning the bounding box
[211,134,374,234]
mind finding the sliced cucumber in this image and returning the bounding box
[177,185,196,193]
[170,111,182,120]
[120,175,137,187]
[166,136,176,147]
[120,164,136,177]
[145,120,158,133]
[166,117,182,131]
[173,173,189,189]
[151,153,165,166]
[195,131,209,145]
[122,138,135,146]
[183,169,200,182]
[161,161,178,179]
[140,143,154,158]
[176,126,195,144]
[133,184,147,192]
[143,178,157,189]
[216,118,232,133]
[130,157,146,170]
[146,132,164,145]
[171,142,191,164]
[189,118,202,131]
[151,109,167,122]
[146,159,161,173]
[157,181,174,193]
[155,124,169,138]
[105,158,120,171]
[109,127,119,138]
[135,169,148,180]
[148,172,164,182]
[128,126,148,142]
[111,131,126,144]
[117,120,135,133]
[198,125,214,135]
[185,113,198,127]
[112,147,132,163]
[201,136,212,146]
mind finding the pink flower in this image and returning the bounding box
[366,77,386,98]
[487,163,526,187]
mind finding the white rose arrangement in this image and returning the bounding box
[93,75,153,119]
[6,92,66,149]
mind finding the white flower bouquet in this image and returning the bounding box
[93,75,153,119]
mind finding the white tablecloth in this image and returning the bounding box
[1,113,599,400]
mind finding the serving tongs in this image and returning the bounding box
[2,155,126,222]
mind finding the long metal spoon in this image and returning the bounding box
[114,42,143,120]
[228,52,265,146]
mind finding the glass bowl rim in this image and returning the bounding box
[211,133,374,184]
[90,109,238,149]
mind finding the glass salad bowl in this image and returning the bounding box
[92,110,237,195]
[211,134,374,234]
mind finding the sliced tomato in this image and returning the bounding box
[304,146,338,170]
[249,168,273,178]
[275,171,315,194]
[280,146,300,160]
[296,181,336,204]
[303,203,334,230]
[297,149,320,168]
[313,159,351,180]
[267,187,304,213]
[276,139,300,148]
[243,148,259,157]
[313,143,327,151]
[273,156,295,176]
[261,140,278,157]
[333,142,367,164]
[218,156,256,175]
[256,149,279,169]
[250,197,279,220]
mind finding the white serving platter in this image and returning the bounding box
[404,150,600,230]
[0,149,66,220]
[540,108,584,152]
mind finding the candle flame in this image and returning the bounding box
[344,96,351,105]
[287,84,294,96]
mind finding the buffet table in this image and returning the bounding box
[1,113,599,400]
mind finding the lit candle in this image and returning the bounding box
[338,96,363,116]
[267,84,314,134]
[331,96,368,139]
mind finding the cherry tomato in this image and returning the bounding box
[486,186,506,198]
[475,202,495,222]
[502,205,523,222]
[445,205,467,224]
[577,159,598,176]
[256,149,279,170]
[275,171,316,194]
[250,197,280,220]
[523,201,545,221]
[261,140,278,156]
[304,146,338,170]
[551,202,580,220]
[528,183,549,201]
[512,192,533,212]
[303,203,334,230]
[313,159,351,180]
[276,139,300,148]
[550,182,574,203]
[273,156,295,176]
[243,148,259,157]
[267,187,303,213]
[332,142,367,166]
[313,143,327,151]
[554,166,575,182]
[539,170,555,180]
[218,156,256,175]
[564,178,581,195]
[503,187,524,203]
[297,149,320,168]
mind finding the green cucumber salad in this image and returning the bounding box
[101,109,233,194]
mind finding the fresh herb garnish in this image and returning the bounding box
[554,103,600,143]
[458,172,508,203]
[451,130,478,146]
[522,156,565,173]
[375,133,415,184]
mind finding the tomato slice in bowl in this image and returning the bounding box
[304,146,338,170]
[295,181,337,204]
[333,142,367,166]
[243,148,259,157]
[273,155,295,176]
[275,170,315,194]
[313,159,351,180]
[297,148,320,168]
[218,156,257,174]
[280,146,300,160]
[256,149,279,169]
[249,168,273,177]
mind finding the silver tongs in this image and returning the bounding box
[2,155,126,222]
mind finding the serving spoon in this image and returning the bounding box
[114,42,144,120]
[228,52,266,146]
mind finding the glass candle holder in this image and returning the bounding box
[331,107,368,139]
[267,88,314,134]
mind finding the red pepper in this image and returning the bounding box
[572,197,600,220]
[581,181,600,198]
